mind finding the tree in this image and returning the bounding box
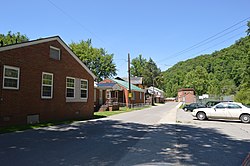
[130,55,161,87]
[246,21,250,36]
[70,39,117,81]
[183,66,208,95]
[142,58,161,87]
[130,54,147,77]
[0,31,29,45]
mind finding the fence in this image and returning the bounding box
[196,95,234,104]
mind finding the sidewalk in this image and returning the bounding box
[158,102,182,124]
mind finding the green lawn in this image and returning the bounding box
[94,105,151,117]
[0,120,74,134]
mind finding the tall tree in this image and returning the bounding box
[0,31,29,45]
[70,39,117,81]
[130,54,147,77]
[142,58,161,87]
[130,55,161,87]
[183,66,208,95]
[246,21,250,36]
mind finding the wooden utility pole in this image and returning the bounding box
[128,53,131,108]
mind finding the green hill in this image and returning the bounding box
[163,35,250,104]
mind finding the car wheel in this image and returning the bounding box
[196,112,207,120]
[183,108,188,112]
[240,114,250,123]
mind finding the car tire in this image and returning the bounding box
[240,114,250,123]
[183,108,188,112]
[196,112,207,121]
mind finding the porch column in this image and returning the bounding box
[124,89,129,107]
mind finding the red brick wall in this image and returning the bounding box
[131,91,145,104]
[178,90,196,103]
[0,40,94,126]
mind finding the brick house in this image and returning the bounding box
[98,78,145,108]
[178,88,196,103]
[0,36,96,127]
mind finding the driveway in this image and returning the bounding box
[0,103,249,166]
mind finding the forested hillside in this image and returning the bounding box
[163,35,250,104]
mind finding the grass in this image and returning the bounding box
[0,120,74,134]
[0,105,151,134]
[179,103,185,109]
[94,105,151,117]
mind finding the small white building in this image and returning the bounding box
[147,86,165,103]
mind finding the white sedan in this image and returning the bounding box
[192,102,250,123]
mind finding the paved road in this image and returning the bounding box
[176,108,250,166]
[0,103,249,166]
[0,103,179,166]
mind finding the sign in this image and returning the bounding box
[129,93,132,98]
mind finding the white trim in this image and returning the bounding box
[41,72,53,99]
[0,36,96,79]
[3,65,20,90]
[80,79,88,99]
[66,77,75,99]
[49,46,61,60]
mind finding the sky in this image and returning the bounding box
[1,0,250,77]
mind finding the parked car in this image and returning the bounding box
[205,100,233,108]
[192,102,250,123]
[183,103,206,112]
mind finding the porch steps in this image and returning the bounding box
[98,104,108,112]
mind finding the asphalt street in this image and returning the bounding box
[0,102,249,166]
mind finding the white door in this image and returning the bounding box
[227,103,242,118]
[212,103,228,118]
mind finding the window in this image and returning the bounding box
[139,92,142,100]
[132,91,136,100]
[66,77,75,98]
[80,79,88,99]
[215,103,227,109]
[228,103,241,109]
[94,89,96,102]
[3,65,20,90]
[50,46,60,60]
[41,72,53,98]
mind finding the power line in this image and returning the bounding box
[47,0,105,44]
[186,32,245,59]
[175,31,245,61]
[157,16,250,62]
[167,25,246,61]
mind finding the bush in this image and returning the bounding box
[235,89,250,105]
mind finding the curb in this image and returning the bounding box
[242,153,250,166]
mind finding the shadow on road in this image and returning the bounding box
[0,119,249,166]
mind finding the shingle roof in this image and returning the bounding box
[112,79,144,92]
[122,77,143,85]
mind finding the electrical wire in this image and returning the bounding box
[157,16,250,62]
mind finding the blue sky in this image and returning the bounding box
[1,0,249,77]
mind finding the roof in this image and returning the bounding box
[0,36,96,79]
[111,79,144,92]
[147,86,164,93]
[122,77,143,85]
[178,88,195,92]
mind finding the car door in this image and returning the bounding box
[226,103,243,119]
[212,103,228,118]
